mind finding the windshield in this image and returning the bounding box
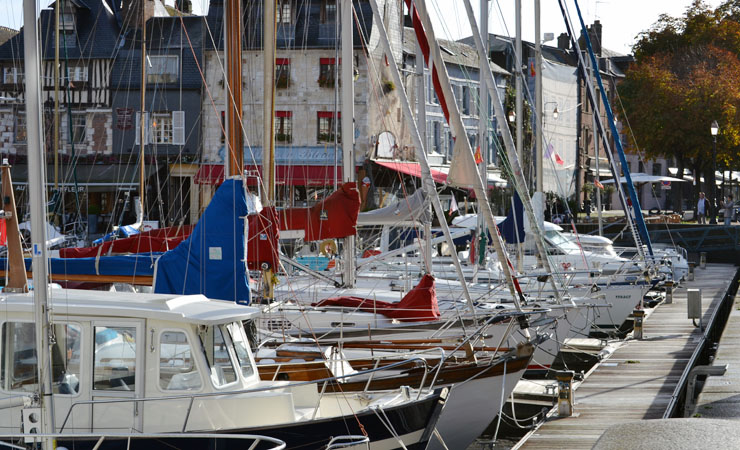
[227,322,255,379]
[545,230,582,253]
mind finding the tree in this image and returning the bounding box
[619,1,740,210]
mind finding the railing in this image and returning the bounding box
[1,432,285,450]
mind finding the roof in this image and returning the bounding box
[0,26,17,47]
[0,0,121,61]
[404,28,509,76]
[0,288,259,325]
[206,0,374,51]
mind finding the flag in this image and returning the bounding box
[544,143,554,159]
[545,143,564,165]
[594,180,604,189]
[449,196,458,214]
[554,152,565,166]
[474,145,483,164]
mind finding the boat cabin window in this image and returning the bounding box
[159,331,202,391]
[198,325,237,387]
[227,323,255,379]
[1,322,81,395]
[93,326,137,391]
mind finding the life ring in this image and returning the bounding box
[649,207,661,215]
[319,239,338,256]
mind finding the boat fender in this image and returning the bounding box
[319,239,338,256]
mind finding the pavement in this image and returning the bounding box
[592,419,740,449]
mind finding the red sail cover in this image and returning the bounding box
[59,225,194,258]
[279,182,360,242]
[312,274,439,322]
[246,206,280,271]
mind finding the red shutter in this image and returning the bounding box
[276,111,292,118]
[320,57,335,65]
[275,58,290,65]
[317,111,333,118]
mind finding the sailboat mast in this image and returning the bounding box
[23,0,55,446]
[341,0,356,287]
[53,0,60,192]
[535,0,543,194]
[139,0,147,215]
[477,0,488,265]
[262,1,275,203]
[416,38,432,274]
[226,0,243,178]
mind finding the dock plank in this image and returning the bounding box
[516,264,738,449]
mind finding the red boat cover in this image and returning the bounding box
[246,206,280,271]
[59,225,194,258]
[279,182,360,242]
[312,274,439,322]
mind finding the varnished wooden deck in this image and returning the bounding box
[515,264,739,449]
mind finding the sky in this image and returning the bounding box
[0,0,726,55]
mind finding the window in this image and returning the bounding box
[317,111,340,143]
[462,86,470,115]
[159,331,202,391]
[93,326,137,391]
[322,0,337,23]
[14,112,26,143]
[147,55,179,84]
[152,112,173,144]
[68,112,86,144]
[652,163,662,176]
[220,111,226,144]
[277,0,292,24]
[198,325,237,387]
[227,323,255,379]
[1,322,82,394]
[275,111,292,143]
[137,111,185,145]
[318,58,337,88]
[65,64,88,83]
[276,58,290,89]
[3,67,23,84]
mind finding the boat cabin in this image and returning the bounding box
[0,289,320,434]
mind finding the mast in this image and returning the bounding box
[226,0,243,178]
[534,0,543,194]
[23,0,55,447]
[139,0,147,216]
[368,0,477,314]
[341,0,356,287]
[477,0,488,268]
[590,54,603,235]
[461,0,563,299]
[262,0,275,203]
[515,0,522,164]
[416,36,432,273]
[53,0,60,193]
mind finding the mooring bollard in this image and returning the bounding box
[633,309,646,340]
[688,262,695,281]
[700,252,707,269]
[664,280,674,304]
[556,370,575,417]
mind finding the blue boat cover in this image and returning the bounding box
[0,254,161,277]
[500,192,525,244]
[154,179,251,304]
[92,225,141,246]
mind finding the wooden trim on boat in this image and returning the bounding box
[0,271,154,285]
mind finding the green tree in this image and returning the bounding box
[620,0,740,210]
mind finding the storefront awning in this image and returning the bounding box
[373,160,448,184]
[194,164,344,186]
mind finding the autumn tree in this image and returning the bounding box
[619,0,740,211]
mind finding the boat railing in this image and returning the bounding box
[59,355,443,434]
[326,435,370,449]
[1,432,285,450]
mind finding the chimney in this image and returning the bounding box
[121,0,155,30]
[557,33,570,51]
[590,20,602,56]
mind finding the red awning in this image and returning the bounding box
[374,160,447,184]
[194,164,343,186]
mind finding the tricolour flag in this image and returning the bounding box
[474,146,483,164]
[594,180,604,189]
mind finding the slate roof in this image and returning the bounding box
[0,0,121,61]
[403,27,509,76]
[205,0,374,51]
[0,27,18,47]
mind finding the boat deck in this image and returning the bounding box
[514,263,739,449]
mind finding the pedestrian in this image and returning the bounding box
[722,194,734,226]
[696,192,708,224]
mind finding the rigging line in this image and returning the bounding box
[351,6,431,274]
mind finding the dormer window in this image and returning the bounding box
[56,5,77,49]
[277,0,292,24]
[322,0,337,23]
[147,55,179,84]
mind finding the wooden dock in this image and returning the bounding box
[514,263,739,449]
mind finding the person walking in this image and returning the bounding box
[722,194,735,226]
[697,192,708,224]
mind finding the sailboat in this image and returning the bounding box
[0,1,449,449]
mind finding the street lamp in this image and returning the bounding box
[508,110,515,123]
[710,120,719,224]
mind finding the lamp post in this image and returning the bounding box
[710,120,719,224]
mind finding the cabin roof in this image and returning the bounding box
[0,288,259,325]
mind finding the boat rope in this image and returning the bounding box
[371,405,408,450]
